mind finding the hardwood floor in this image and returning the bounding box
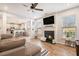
[30,39,76,56]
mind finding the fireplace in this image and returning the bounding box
[44,31,54,44]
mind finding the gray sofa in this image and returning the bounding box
[0,34,48,56]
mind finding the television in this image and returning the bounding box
[43,16,54,25]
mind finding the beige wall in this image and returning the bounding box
[0,18,3,34]
[55,7,79,44]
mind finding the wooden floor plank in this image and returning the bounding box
[30,39,76,56]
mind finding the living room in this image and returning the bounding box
[0,3,79,56]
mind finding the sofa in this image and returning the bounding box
[0,34,13,40]
[0,34,48,56]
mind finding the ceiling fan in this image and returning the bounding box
[23,3,43,11]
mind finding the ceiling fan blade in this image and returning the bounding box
[34,8,43,11]
[33,3,38,8]
[31,3,38,9]
[23,4,28,7]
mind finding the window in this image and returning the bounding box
[63,15,76,40]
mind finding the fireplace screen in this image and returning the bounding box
[44,31,54,39]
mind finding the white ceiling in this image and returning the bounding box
[0,3,79,19]
[37,3,79,13]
